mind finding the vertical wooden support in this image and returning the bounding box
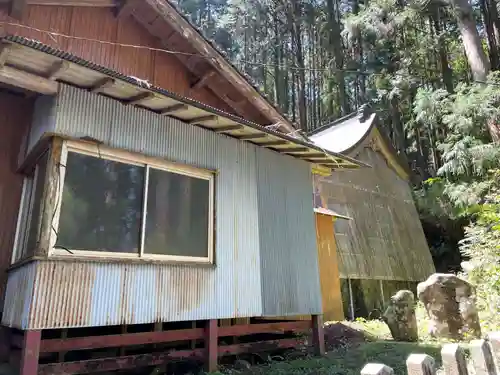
[204,319,218,373]
[361,363,394,375]
[312,314,325,356]
[406,354,436,375]
[488,332,500,371]
[470,339,498,375]
[442,344,469,375]
[119,325,127,356]
[58,329,67,362]
[19,330,41,375]
[0,326,10,362]
[190,321,197,349]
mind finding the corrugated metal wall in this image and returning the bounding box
[318,147,435,281]
[2,85,320,329]
[256,148,322,317]
[0,92,34,313]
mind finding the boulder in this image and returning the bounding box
[417,273,481,340]
[383,290,418,342]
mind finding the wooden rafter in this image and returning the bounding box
[89,77,115,93]
[237,134,266,140]
[259,141,288,147]
[187,115,216,124]
[125,91,155,106]
[159,103,188,115]
[45,60,70,80]
[213,125,243,133]
[190,70,216,90]
[0,44,12,68]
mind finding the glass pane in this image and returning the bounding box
[145,168,210,258]
[24,152,49,259]
[56,152,144,253]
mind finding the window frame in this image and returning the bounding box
[49,139,215,264]
[12,150,49,264]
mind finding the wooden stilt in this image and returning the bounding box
[204,319,218,372]
[0,326,11,362]
[19,330,41,375]
[312,315,325,356]
[190,321,197,350]
[58,328,67,362]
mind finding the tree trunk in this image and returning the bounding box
[326,0,350,115]
[432,9,454,92]
[480,0,500,70]
[450,0,490,81]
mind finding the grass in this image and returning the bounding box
[216,341,442,375]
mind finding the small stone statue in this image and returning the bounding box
[383,290,419,342]
[417,273,481,340]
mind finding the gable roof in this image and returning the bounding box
[3,0,297,132]
[308,108,411,180]
[1,34,369,171]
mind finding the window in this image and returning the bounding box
[13,151,49,263]
[51,141,214,263]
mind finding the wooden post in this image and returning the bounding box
[204,319,218,372]
[19,330,41,375]
[312,314,325,356]
[0,326,10,362]
[406,354,436,375]
[488,332,500,371]
[442,344,469,375]
[361,363,394,375]
[470,339,498,375]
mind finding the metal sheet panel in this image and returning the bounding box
[27,95,57,155]
[1,261,37,329]
[23,84,263,328]
[256,148,322,317]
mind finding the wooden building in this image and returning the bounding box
[0,1,368,373]
[310,108,435,321]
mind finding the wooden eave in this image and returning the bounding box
[1,0,298,133]
[0,36,368,170]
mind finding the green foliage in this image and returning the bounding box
[459,169,500,331]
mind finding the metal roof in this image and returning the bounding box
[1,34,369,171]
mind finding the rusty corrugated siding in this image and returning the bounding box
[318,148,435,281]
[8,85,263,329]
[0,92,34,313]
[256,148,322,317]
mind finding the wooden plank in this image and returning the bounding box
[45,60,70,80]
[237,133,266,140]
[213,125,243,133]
[20,330,41,375]
[312,315,325,356]
[40,328,205,353]
[0,44,12,68]
[190,70,216,90]
[187,115,217,124]
[204,320,218,373]
[281,147,311,153]
[37,349,204,375]
[9,0,27,19]
[159,103,188,115]
[125,92,155,106]
[89,77,115,93]
[0,66,59,95]
[259,140,288,147]
[218,321,311,337]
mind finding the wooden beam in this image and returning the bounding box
[45,60,70,80]
[259,140,288,147]
[190,70,216,90]
[213,125,243,133]
[125,91,155,106]
[0,44,12,68]
[281,147,310,153]
[237,133,266,140]
[9,0,27,19]
[89,77,115,93]
[0,66,58,95]
[187,115,217,124]
[115,0,139,18]
[159,103,188,115]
